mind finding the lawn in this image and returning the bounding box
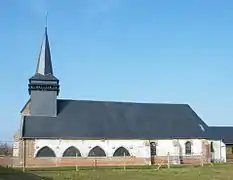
[1,164,233,180]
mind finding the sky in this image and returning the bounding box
[0,0,233,141]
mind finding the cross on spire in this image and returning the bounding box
[45,12,48,29]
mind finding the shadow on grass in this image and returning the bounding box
[0,166,53,180]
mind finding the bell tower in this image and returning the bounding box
[28,27,60,117]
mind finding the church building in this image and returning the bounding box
[13,28,229,167]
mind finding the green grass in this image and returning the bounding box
[1,164,233,180]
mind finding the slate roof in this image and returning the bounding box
[28,27,59,82]
[22,99,212,139]
[209,126,233,144]
[36,27,53,76]
[29,74,59,81]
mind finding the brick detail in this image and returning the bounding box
[25,157,150,168]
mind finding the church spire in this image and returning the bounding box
[35,27,53,75]
[28,25,60,117]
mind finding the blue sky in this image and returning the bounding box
[1,0,233,141]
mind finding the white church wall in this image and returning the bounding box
[34,139,151,158]
[221,142,227,162]
[156,139,203,156]
[34,138,208,159]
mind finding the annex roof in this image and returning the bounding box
[209,126,233,144]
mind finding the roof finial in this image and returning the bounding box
[45,12,48,32]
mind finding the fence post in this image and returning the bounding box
[22,139,26,172]
[94,159,97,169]
[123,152,126,170]
[201,152,204,167]
[56,156,58,167]
[75,153,78,171]
[167,152,170,168]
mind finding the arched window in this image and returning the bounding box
[210,142,214,153]
[185,141,192,155]
[113,147,130,157]
[36,146,56,157]
[88,146,106,157]
[62,146,81,157]
[150,142,157,156]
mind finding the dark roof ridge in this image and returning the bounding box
[20,98,191,114]
[57,98,189,106]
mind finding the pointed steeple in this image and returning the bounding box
[36,27,53,75]
[28,26,60,117]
